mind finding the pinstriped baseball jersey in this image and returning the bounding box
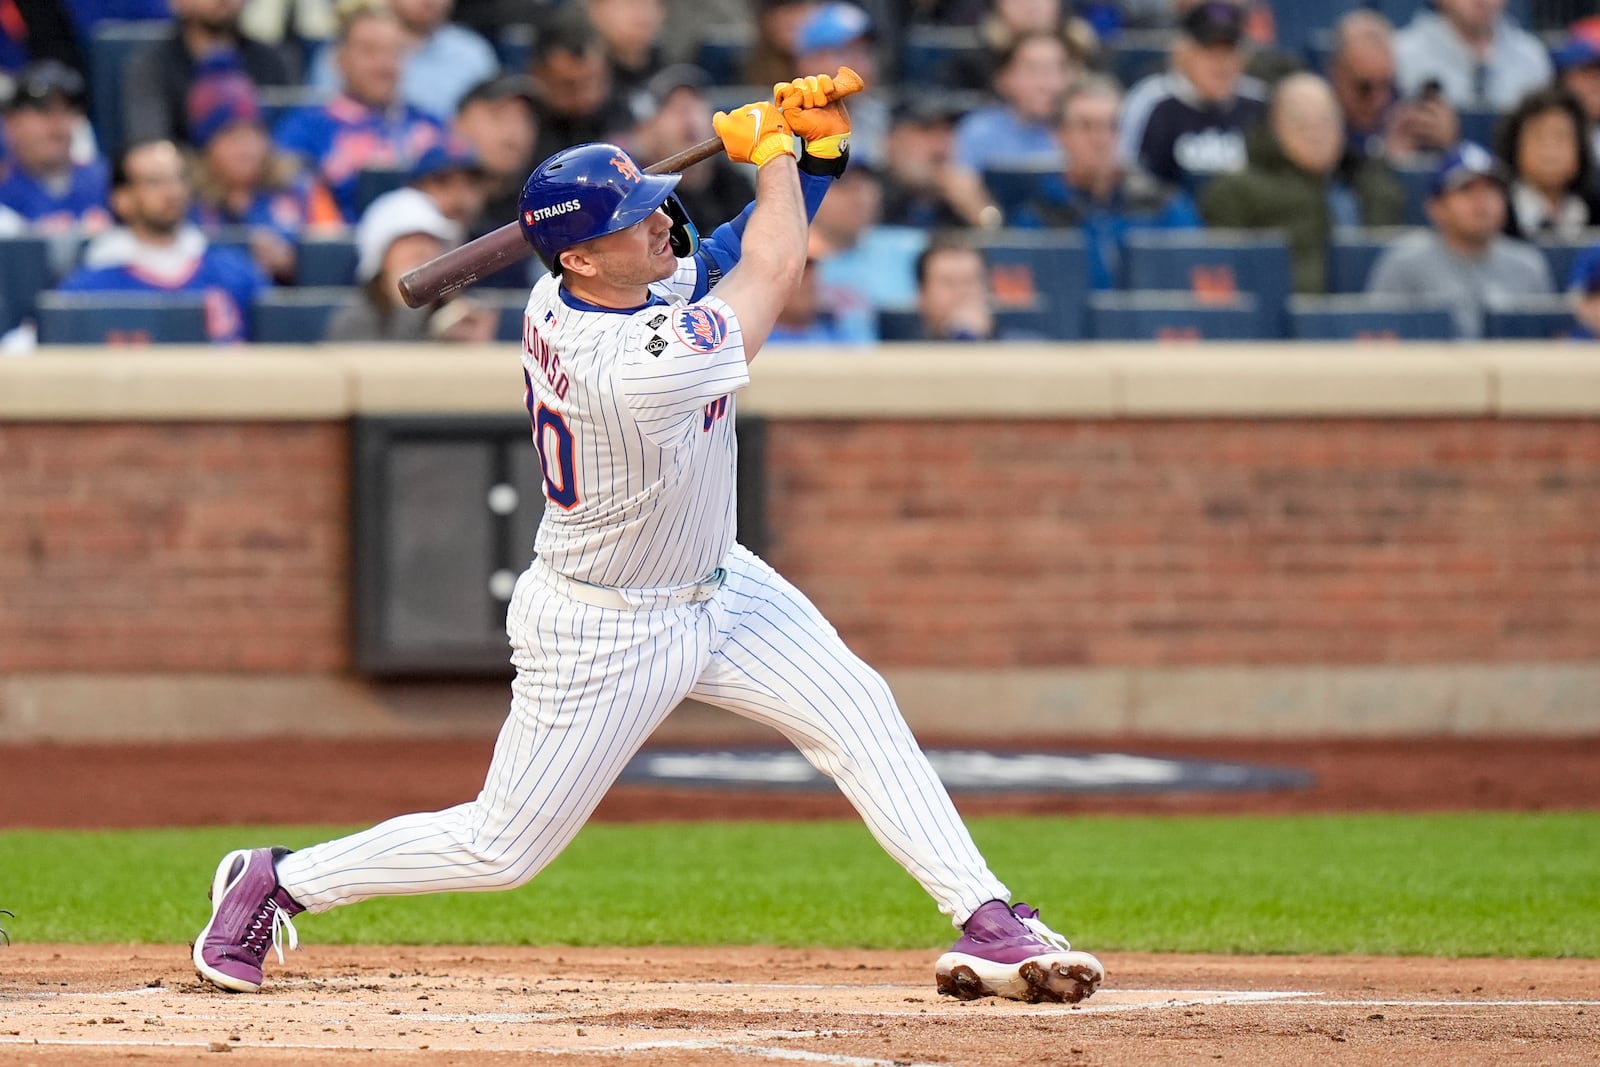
[520,262,747,589]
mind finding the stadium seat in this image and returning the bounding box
[1110,30,1172,89]
[1087,290,1266,341]
[1531,232,1600,292]
[899,24,984,83]
[1482,295,1576,340]
[260,84,327,133]
[695,26,753,85]
[252,287,355,343]
[982,163,1057,220]
[1270,0,1361,58]
[1121,229,1292,335]
[36,292,210,344]
[876,305,1051,342]
[89,20,169,157]
[356,168,410,216]
[0,235,65,333]
[1288,294,1457,340]
[1393,164,1432,227]
[494,24,533,72]
[1328,226,1423,293]
[1457,109,1501,150]
[968,230,1090,339]
[296,235,360,286]
[471,288,532,342]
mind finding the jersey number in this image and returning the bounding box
[533,403,580,510]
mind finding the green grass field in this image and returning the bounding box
[3,812,1596,957]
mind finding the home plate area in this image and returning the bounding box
[3,946,1596,1065]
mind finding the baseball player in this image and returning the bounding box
[192,76,1104,1005]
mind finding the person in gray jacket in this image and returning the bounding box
[1365,142,1552,339]
[1393,0,1550,112]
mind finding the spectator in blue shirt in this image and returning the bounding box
[275,0,447,223]
[308,0,498,121]
[1011,74,1200,289]
[57,139,268,344]
[943,29,1079,227]
[0,60,111,236]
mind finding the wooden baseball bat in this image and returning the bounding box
[398,67,864,308]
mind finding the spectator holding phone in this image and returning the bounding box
[1326,10,1458,168]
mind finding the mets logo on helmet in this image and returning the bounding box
[609,153,642,183]
[673,304,727,353]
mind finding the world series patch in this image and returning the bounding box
[673,305,727,353]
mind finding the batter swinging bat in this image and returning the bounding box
[398,67,865,309]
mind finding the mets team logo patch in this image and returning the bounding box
[673,305,727,353]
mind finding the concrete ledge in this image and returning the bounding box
[5,343,1598,420]
[4,665,1595,743]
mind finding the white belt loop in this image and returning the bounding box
[547,565,726,611]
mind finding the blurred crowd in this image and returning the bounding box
[2,0,1600,345]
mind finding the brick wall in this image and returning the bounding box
[0,423,349,671]
[762,418,1600,668]
[2,417,1596,673]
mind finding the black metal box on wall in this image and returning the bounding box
[351,414,768,677]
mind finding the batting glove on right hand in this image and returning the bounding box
[774,74,852,161]
[713,101,797,168]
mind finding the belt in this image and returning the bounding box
[545,566,727,611]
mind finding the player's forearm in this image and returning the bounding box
[706,157,807,358]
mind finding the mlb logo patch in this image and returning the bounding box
[673,305,727,353]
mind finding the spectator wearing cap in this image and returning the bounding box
[1118,0,1269,193]
[1393,0,1550,113]
[327,184,495,342]
[879,97,965,229]
[1553,17,1600,167]
[1493,85,1600,242]
[1201,73,1403,294]
[627,64,751,231]
[452,74,541,238]
[945,0,1099,94]
[586,0,667,98]
[0,60,111,235]
[309,0,497,121]
[275,0,448,224]
[942,30,1077,228]
[1365,142,1552,339]
[527,4,636,167]
[186,57,324,283]
[120,0,292,149]
[56,139,268,344]
[792,1,889,168]
[407,138,487,231]
[1011,74,1199,290]
[1567,248,1600,340]
[1325,9,1459,169]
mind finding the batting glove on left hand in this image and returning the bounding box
[713,101,797,168]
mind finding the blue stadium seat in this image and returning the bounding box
[1087,291,1266,341]
[0,235,64,332]
[296,235,360,286]
[876,305,1051,342]
[1393,164,1432,227]
[1531,233,1600,292]
[494,24,533,73]
[1121,229,1291,335]
[473,289,532,342]
[36,292,210,344]
[1328,226,1422,293]
[1457,109,1501,150]
[696,27,753,85]
[252,287,355,343]
[969,230,1090,339]
[1482,295,1576,340]
[899,24,984,83]
[983,164,1057,220]
[1270,0,1361,58]
[89,20,168,157]
[1288,294,1457,340]
[1110,30,1172,89]
[260,85,327,134]
[356,168,410,216]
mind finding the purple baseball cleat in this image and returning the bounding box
[935,900,1104,1003]
[192,847,305,993]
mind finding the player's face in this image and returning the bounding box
[574,208,677,287]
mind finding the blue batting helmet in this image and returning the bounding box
[517,142,698,272]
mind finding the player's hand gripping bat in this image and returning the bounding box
[398,67,864,308]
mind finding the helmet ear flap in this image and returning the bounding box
[662,194,699,259]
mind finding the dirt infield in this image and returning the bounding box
[2,945,1597,1065]
[3,734,1598,1063]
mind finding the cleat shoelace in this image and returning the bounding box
[1016,908,1071,952]
[240,898,300,965]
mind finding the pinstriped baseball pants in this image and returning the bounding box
[275,542,1009,927]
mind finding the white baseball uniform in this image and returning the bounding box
[276,204,1009,928]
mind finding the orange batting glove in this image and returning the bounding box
[712,101,796,168]
[774,74,851,160]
